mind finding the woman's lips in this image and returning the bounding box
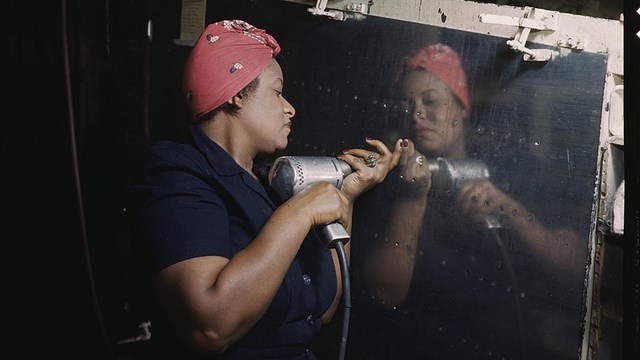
[413,127,438,137]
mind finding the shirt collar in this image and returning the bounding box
[189,124,245,177]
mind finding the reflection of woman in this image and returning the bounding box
[354,44,584,359]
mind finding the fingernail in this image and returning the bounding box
[343,149,350,153]
[365,137,373,141]
[402,139,409,147]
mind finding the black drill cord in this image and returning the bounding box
[334,240,351,360]
[489,228,528,360]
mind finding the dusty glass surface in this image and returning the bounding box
[274,11,603,360]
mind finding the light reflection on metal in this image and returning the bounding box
[480,7,557,61]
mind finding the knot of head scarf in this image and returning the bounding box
[183,20,281,120]
[401,43,469,110]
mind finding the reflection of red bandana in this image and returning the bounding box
[183,20,281,119]
[403,44,469,110]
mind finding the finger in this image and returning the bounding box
[458,193,475,215]
[344,148,379,162]
[344,137,394,162]
[458,182,483,213]
[457,182,475,201]
[388,138,406,169]
[399,139,418,166]
[364,137,393,158]
[338,152,368,170]
[342,150,383,172]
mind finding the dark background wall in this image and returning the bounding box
[4,0,636,359]
[5,1,148,358]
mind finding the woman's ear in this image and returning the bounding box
[227,94,244,109]
[454,103,470,124]
[460,107,470,121]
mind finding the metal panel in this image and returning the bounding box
[141,0,619,358]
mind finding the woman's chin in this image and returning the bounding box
[416,141,439,156]
[276,139,289,152]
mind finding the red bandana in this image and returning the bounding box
[402,44,470,110]
[182,20,281,119]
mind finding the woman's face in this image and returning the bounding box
[399,70,468,158]
[242,59,296,155]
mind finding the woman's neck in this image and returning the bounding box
[199,118,256,175]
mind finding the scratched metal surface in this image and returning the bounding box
[145,1,607,359]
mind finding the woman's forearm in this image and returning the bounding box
[360,195,427,308]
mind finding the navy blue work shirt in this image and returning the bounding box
[135,125,337,359]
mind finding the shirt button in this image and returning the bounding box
[306,315,314,326]
[302,274,311,285]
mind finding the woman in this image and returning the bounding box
[135,20,404,359]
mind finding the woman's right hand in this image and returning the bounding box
[284,181,350,229]
[395,139,432,195]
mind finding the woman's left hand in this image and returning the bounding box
[456,180,515,225]
[337,138,403,201]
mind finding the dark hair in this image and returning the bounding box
[194,76,261,123]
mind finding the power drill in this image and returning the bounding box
[268,155,353,248]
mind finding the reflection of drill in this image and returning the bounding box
[429,157,500,229]
[268,156,352,248]
[427,157,490,190]
[430,157,525,357]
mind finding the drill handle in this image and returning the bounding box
[319,222,350,248]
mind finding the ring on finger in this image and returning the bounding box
[366,154,377,168]
[415,155,424,166]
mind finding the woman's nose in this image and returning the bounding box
[283,96,296,118]
[413,107,426,121]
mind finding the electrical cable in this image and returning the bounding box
[61,0,114,357]
[334,240,351,360]
[266,156,353,359]
[487,222,528,360]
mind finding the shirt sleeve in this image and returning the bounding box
[136,145,231,274]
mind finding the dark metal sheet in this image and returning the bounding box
[147,1,607,359]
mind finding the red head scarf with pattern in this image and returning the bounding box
[401,44,470,110]
[182,20,281,120]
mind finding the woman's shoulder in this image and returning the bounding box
[148,139,197,155]
[141,140,213,179]
[145,140,204,165]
